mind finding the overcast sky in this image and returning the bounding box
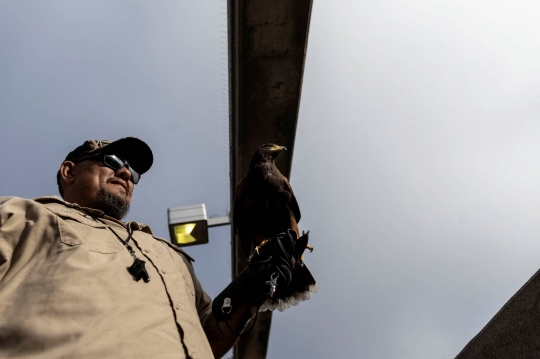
[2,1,540,358]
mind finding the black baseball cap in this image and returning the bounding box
[64,137,153,175]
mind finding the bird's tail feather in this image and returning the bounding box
[259,264,317,312]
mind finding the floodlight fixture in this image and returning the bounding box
[168,204,230,247]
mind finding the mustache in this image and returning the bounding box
[107,177,131,196]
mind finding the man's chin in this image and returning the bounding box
[96,188,131,220]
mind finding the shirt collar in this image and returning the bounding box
[33,196,154,235]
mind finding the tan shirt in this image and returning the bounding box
[0,196,215,359]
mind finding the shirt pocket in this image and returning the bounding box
[154,237,196,297]
[47,207,123,254]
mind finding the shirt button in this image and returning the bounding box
[161,269,166,274]
[144,248,150,253]
[175,304,180,310]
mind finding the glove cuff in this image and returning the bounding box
[212,230,299,322]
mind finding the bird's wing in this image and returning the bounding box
[284,179,301,223]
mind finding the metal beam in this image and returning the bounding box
[228,0,313,357]
[207,216,231,227]
[455,267,540,358]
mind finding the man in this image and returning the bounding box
[0,137,274,359]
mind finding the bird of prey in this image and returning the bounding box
[233,143,317,311]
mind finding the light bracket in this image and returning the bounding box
[168,205,230,247]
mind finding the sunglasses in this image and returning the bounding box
[73,153,141,184]
[102,154,140,184]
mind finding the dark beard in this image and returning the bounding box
[96,188,130,220]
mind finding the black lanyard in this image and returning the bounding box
[96,218,150,283]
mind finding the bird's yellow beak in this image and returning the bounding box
[272,145,287,152]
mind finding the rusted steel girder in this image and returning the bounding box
[228,0,313,358]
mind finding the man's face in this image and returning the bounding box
[66,155,134,219]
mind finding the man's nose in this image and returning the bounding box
[115,165,131,182]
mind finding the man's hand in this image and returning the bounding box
[212,229,299,323]
[205,230,303,358]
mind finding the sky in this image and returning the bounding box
[2,1,540,358]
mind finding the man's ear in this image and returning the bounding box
[59,161,76,186]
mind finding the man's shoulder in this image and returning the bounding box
[0,196,16,205]
[0,195,63,204]
[0,197,54,225]
[33,196,66,205]
[0,196,65,214]
[0,196,36,207]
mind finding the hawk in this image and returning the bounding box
[233,143,317,311]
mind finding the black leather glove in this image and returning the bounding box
[212,229,301,322]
